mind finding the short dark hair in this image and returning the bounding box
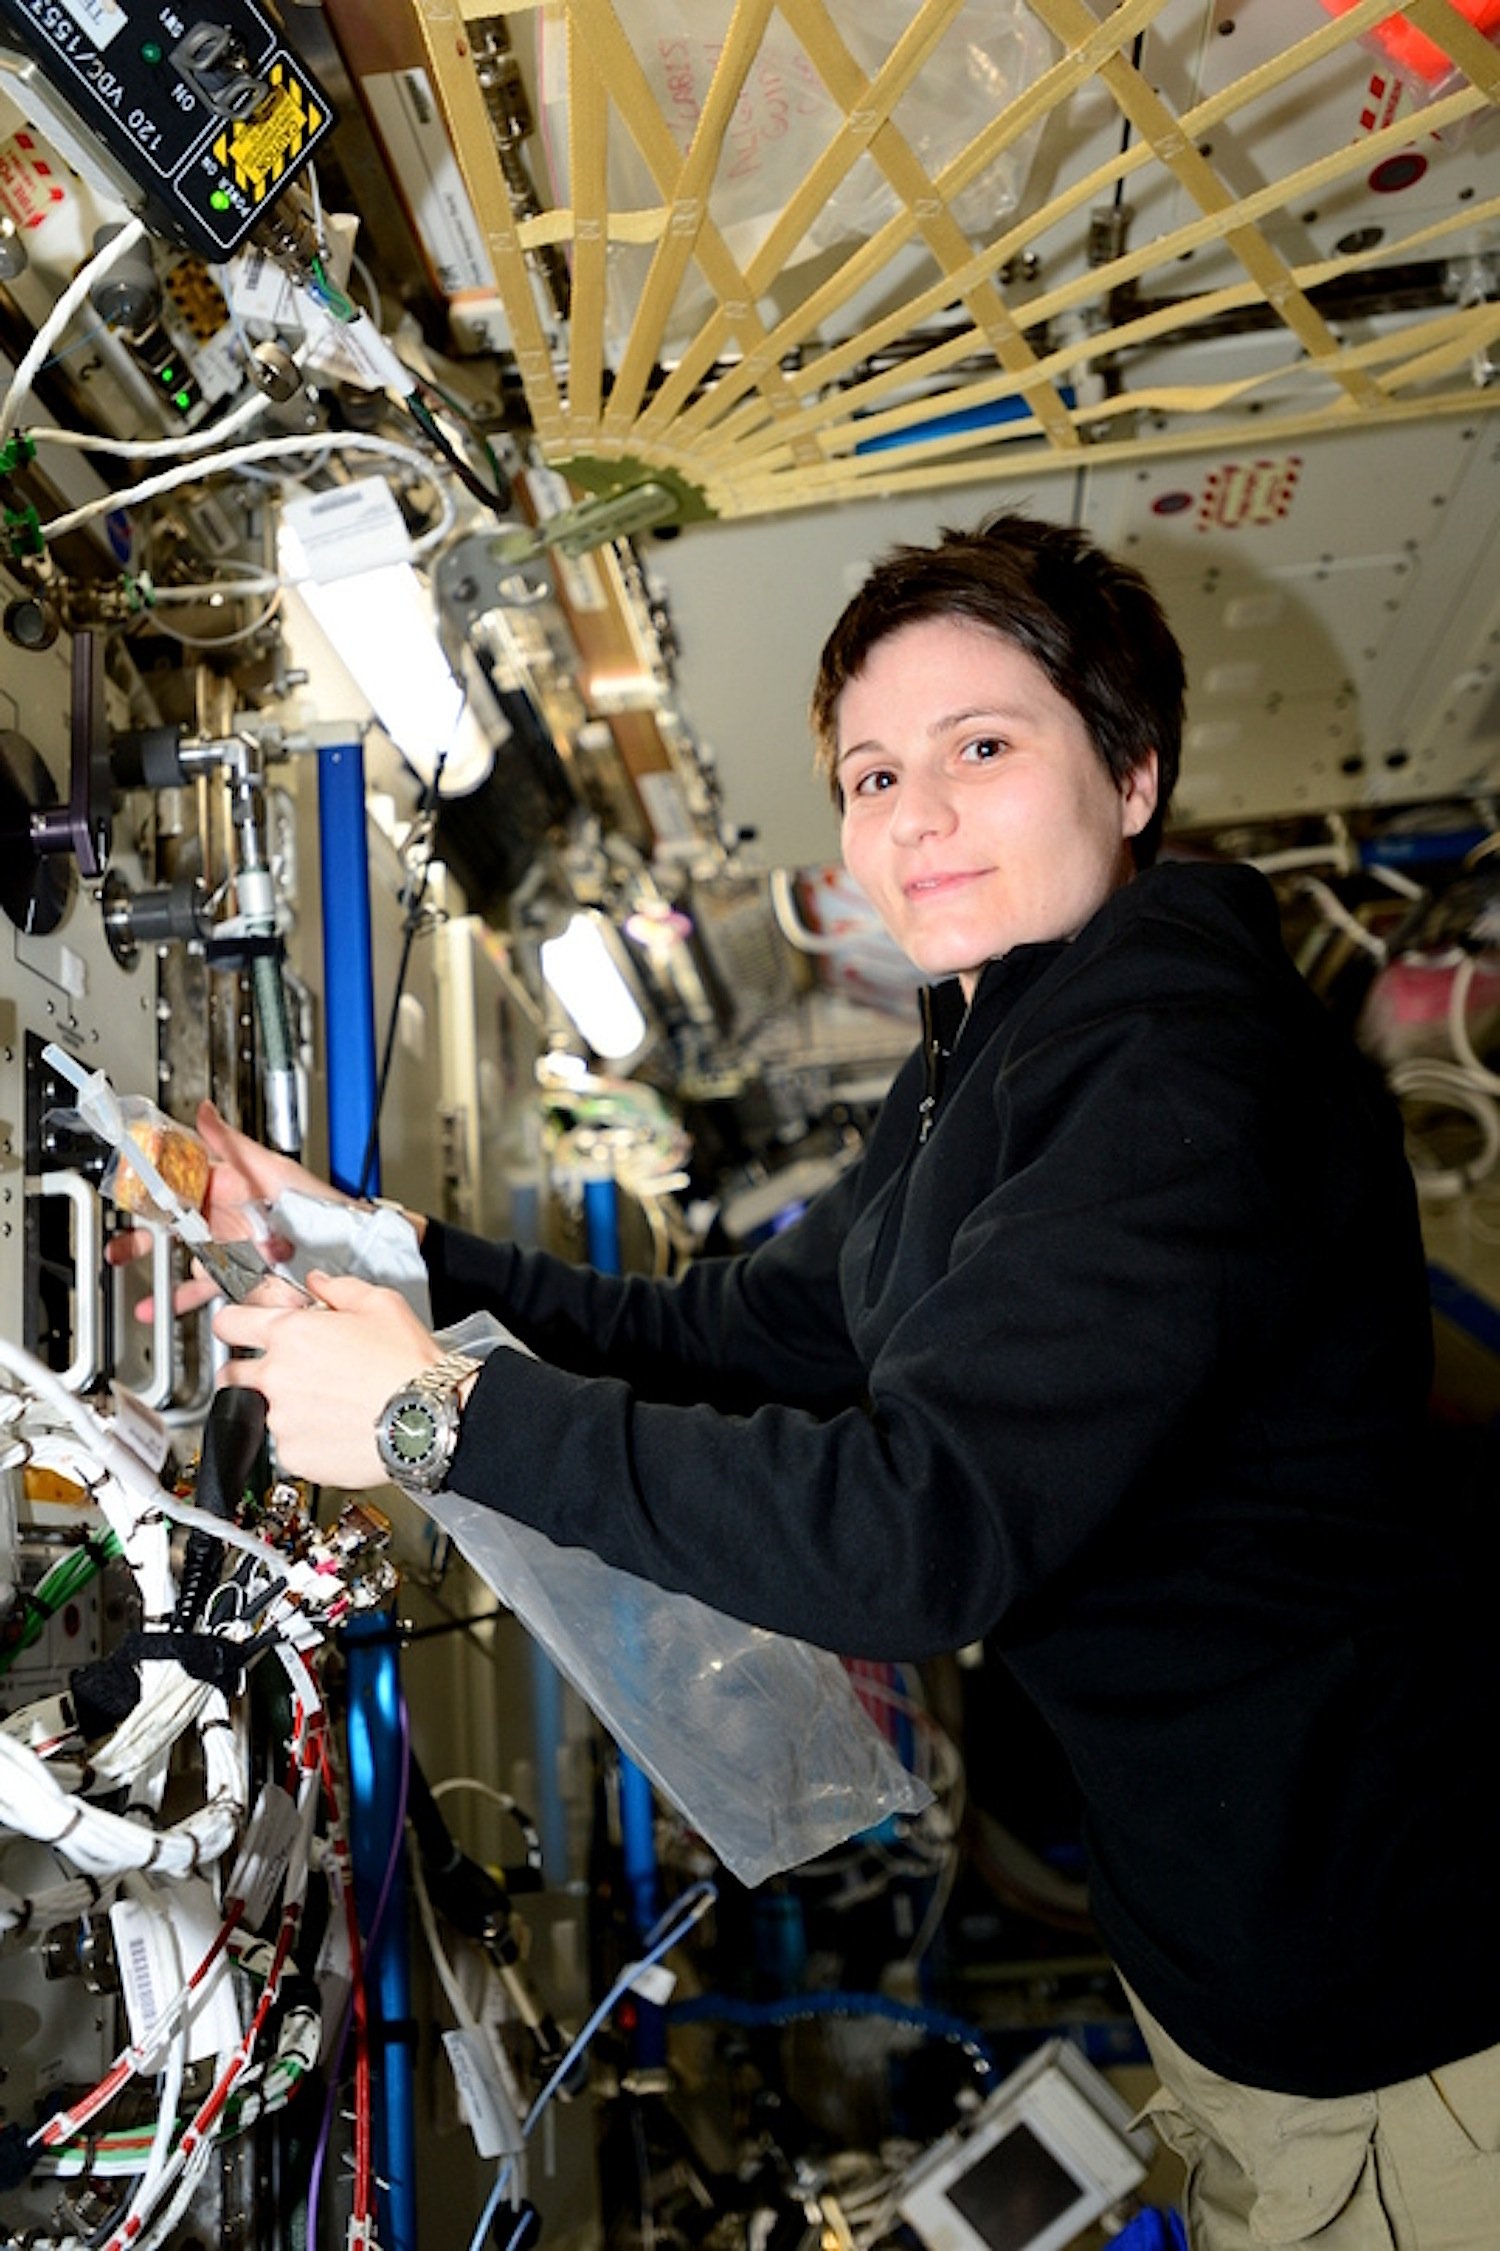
[810,511,1184,867]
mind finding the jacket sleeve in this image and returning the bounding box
[423,1156,870,1412]
[445,992,1372,1660]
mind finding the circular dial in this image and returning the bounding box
[388,1400,439,1467]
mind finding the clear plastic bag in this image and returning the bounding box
[536,0,1053,353]
[219,1197,932,1886]
[51,1082,212,1227]
[421,1317,932,1887]
[819,0,1057,246]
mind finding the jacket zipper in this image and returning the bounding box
[917,988,973,1145]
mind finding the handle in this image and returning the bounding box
[194,1385,269,1519]
[26,1168,102,1392]
[29,632,112,877]
[133,1222,179,1412]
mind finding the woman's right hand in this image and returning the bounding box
[191,1100,338,1233]
[107,1099,351,1316]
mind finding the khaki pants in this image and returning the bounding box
[1126,1985,1500,2250]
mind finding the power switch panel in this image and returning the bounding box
[170,20,270,121]
[0,0,336,259]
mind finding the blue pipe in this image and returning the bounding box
[583,1172,665,2063]
[345,1617,417,2251]
[1361,828,1489,869]
[854,386,1078,454]
[317,739,380,1197]
[318,745,415,2245]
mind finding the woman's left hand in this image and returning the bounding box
[214,1271,448,1488]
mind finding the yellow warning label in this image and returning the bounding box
[212,59,324,204]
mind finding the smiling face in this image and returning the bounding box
[837,617,1159,997]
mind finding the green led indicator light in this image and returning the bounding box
[173,390,192,412]
[141,39,162,63]
[210,189,231,211]
[159,364,176,384]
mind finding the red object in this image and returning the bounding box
[1318,0,1500,83]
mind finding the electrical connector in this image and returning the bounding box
[4,503,44,557]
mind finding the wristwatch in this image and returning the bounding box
[374,1350,482,1496]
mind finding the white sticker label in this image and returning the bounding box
[442,2025,523,2159]
[55,0,126,49]
[635,770,694,844]
[281,479,412,584]
[109,1385,171,1475]
[627,1962,677,2006]
[225,243,299,327]
[315,1910,353,2061]
[362,69,494,297]
[227,1782,301,1927]
[0,133,74,233]
[297,299,416,396]
[110,1878,242,2062]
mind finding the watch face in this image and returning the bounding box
[388,1399,439,1469]
[377,1358,476,1494]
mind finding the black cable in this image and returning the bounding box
[355,760,448,1199]
[402,393,511,519]
[364,1606,508,1644]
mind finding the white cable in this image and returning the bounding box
[41,1718,314,2176]
[88,1671,214,1792]
[0,1726,238,1878]
[411,1841,531,2197]
[138,590,285,649]
[0,1345,174,1634]
[127,574,282,600]
[39,430,452,542]
[0,1869,123,1938]
[114,1871,189,2233]
[1366,861,1426,902]
[0,1337,162,1514]
[768,866,911,960]
[468,1880,719,2251]
[29,387,270,460]
[430,1775,516,1807]
[1296,876,1388,963]
[1446,951,1500,1094]
[145,1492,295,1578]
[109,1768,320,2251]
[411,1847,482,2033]
[0,217,148,448]
[121,2059,230,2251]
[1389,1057,1500,1201]
[1245,844,1350,876]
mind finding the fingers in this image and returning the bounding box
[241,1270,315,1311]
[195,1098,243,1164]
[302,1270,382,1311]
[208,1280,414,1489]
[120,1252,222,1322]
[215,1353,268,1394]
[104,1226,155,1270]
[177,1271,226,1317]
[195,1100,343,1219]
[196,1100,288,1210]
[213,1298,306,1355]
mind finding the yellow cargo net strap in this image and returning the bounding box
[416,0,1500,514]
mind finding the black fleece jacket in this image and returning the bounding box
[427,859,1500,2095]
